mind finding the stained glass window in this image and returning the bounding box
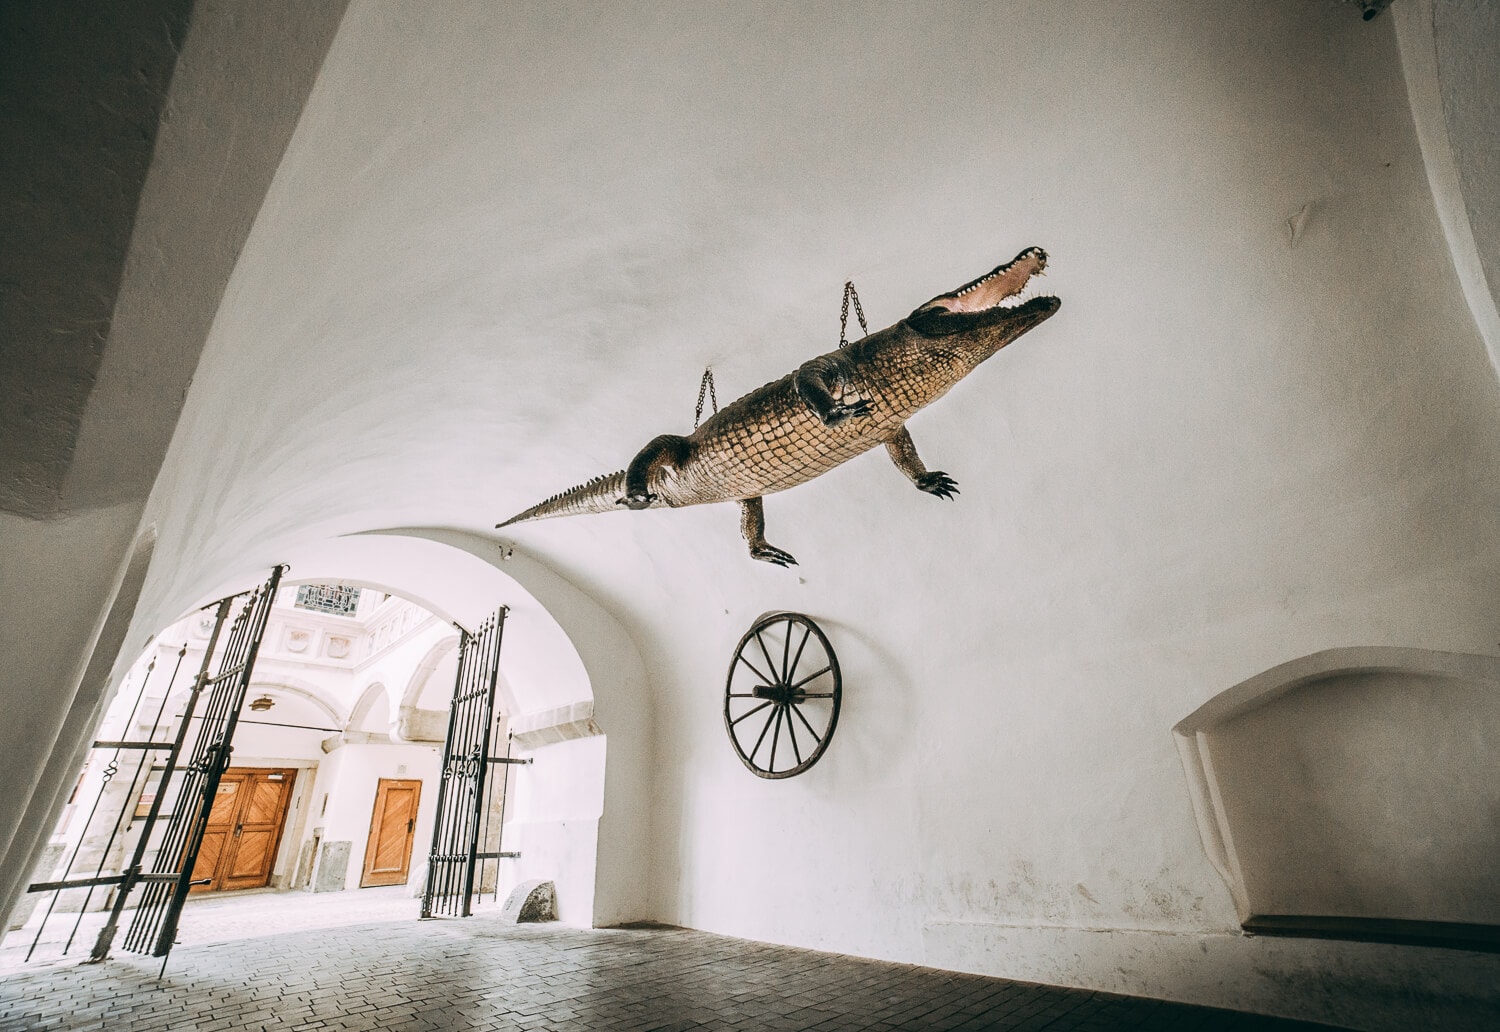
[294,583,361,616]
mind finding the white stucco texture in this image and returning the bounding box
[28,1,1499,1027]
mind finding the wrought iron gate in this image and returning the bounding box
[36,567,285,963]
[421,607,527,918]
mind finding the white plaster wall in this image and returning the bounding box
[51,1,1500,1026]
[505,734,605,927]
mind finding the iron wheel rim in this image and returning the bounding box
[723,612,842,779]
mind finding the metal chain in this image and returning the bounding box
[693,366,718,430]
[839,281,868,348]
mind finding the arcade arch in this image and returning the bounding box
[18,529,643,953]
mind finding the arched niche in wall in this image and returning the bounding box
[397,636,462,743]
[347,680,392,737]
[1174,647,1500,951]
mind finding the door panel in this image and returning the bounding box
[220,769,294,890]
[189,775,244,892]
[223,830,274,886]
[362,779,421,887]
[243,779,285,823]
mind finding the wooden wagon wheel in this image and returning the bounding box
[723,612,842,779]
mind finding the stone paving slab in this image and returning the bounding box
[0,918,1346,1031]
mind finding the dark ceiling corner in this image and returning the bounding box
[0,0,196,519]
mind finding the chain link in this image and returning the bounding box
[693,366,718,430]
[694,280,862,428]
[839,281,868,348]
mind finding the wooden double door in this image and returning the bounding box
[190,767,297,893]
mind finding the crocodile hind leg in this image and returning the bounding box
[885,426,959,499]
[620,434,692,509]
[739,497,798,566]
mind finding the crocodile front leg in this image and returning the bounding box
[620,434,692,509]
[739,497,798,566]
[885,426,959,499]
[794,353,871,427]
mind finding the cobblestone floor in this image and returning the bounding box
[0,913,1345,1032]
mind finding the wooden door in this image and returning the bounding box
[188,767,296,892]
[361,779,422,887]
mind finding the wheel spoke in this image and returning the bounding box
[790,703,823,744]
[749,704,778,761]
[797,691,835,699]
[730,700,773,727]
[787,624,812,682]
[785,709,803,766]
[768,705,785,771]
[779,618,794,682]
[754,631,779,689]
[735,650,775,687]
[728,689,775,698]
[790,664,832,690]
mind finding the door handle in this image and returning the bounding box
[407,818,414,834]
[234,823,243,838]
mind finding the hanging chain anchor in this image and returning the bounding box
[693,366,719,431]
[692,278,864,430]
[839,280,868,349]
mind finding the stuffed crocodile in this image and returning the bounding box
[498,247,1061,565]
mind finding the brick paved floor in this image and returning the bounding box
[0,917,1345,1031]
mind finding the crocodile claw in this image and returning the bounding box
[916,471,959,500]
[617,490,656,510]
[751,543,799,567]
[821,399,872,427]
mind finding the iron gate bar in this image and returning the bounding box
[81,566,285,962]
[118,621,243,954]
[142,566,282,958]
[28,875,129,894]
[421,607,514,919]
[89,741,175,751]
[44,645,188,960]
[88,603,232,963]
[22,649,168,961]
[421,623,471,917]
[461,608,501,915]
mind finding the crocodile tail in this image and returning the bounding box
[496,470,633,527]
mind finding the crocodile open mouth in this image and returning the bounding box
[915,246,1052,316]
[905,246,1060,339]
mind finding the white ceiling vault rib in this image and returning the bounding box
[1394,0,1500,381]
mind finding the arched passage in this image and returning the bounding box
[183,529,649,926]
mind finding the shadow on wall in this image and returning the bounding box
[1174,647,1500,952]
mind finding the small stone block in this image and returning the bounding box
[498,880,556,924]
